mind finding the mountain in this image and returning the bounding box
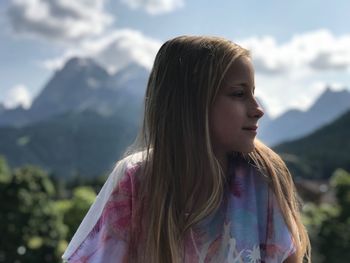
[0,57,149,128]
[259,87,350,146]
[0,105,29,128]
[273,109,350,179]
[0,103,5,114]
[111,63,149,98]
[0,110,138,179]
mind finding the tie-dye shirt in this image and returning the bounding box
[62,154,295,263]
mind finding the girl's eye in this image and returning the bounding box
[231,91,245,97]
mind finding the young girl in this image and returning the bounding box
[62,36,310,263]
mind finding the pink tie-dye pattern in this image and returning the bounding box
[66,166,138,263]
[65,159,295,263]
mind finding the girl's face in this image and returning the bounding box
[209,56,264,160]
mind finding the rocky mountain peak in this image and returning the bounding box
[309,86,350,113]
[59,57,109,79]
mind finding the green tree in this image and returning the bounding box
[302,202,339,262]
[0,163,67,263]
[56,186,96,241]
[0,155,11,183]
[317,169,350,262]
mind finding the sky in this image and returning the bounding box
[1,0,350,118]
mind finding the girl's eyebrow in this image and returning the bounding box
[229,83,255,93]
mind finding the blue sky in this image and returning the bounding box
[1,0,350,118]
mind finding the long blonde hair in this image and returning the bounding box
[126,35,310,262]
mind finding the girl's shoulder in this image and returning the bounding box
[108,152,145,203]
[110,151,147,190]
[62,152,146,263]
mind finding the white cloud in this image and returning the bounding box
[308,80,347,94]
[121,0,184,15]
[4,84,32,109]
[255,70,350,118]
[238,29,350,76]
[236,30,350,118]
[7,0,113,42]
[42,29,162,73]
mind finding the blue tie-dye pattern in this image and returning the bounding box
[191,155,295,262]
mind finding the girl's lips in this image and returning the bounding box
[242,126,258,131]
[243,129,257,135]
[242,126,258,135]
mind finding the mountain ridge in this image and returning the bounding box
[0,57,148,128]
[273,109,350,179]
[259,87,350,146]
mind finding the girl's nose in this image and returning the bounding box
[254,106,264,119]
[249,98,264,119]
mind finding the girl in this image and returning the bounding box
[62,36,310,263]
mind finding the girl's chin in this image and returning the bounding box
[233,144,255,154]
